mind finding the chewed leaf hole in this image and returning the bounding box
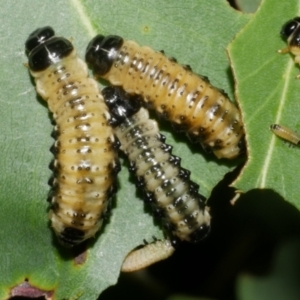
[10,278,53,299]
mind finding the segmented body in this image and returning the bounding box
[25,27,119,247]
[270,124,300,145]
[86,36,245,159]
[102,86,211,244]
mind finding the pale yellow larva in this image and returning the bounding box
[270,124,300,145]
[25,27,120,247]
[86,36,245,159]
[121,239,175,272]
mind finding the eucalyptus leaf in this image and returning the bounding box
[236,0,261,13]
[229,0,300,210]
[0,0,250,299]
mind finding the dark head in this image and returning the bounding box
[85,35,123,75]
[281,17,300,45]
[25,26,55,53]
[25,26,73,71]
[102,86,142,127]
[57,227,85,248]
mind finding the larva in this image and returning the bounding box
[25,27,120,247]
[121,239,175,272]
[86,35,245,159]
[279,17,300,73]
[270,124,300,145]
[102,86,211,245]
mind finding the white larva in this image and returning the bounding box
[270,124,300,145]
[121,239,175,272]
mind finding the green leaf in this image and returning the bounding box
[236,0,261,13]
[229,0,300,210]
[0,0,250,299]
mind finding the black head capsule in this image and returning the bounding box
[279,17,300,78]
[85,35,124,75]
[102,86,142,126]
[58,227,85,248]
[25,26,73,71]
[25,26,55,53]
[281,17,300,40]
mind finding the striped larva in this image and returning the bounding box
[25,27,120,247]
[270,124,300,145]
[86,35,245,159]
[279,17,300,75]
[102,86,211,245]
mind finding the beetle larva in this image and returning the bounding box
[270,124,300,145]
[25,27,120,247]
[86,35,245,159]
[279,17,300,75]
[121,239,175,272]
[102,86,211,245]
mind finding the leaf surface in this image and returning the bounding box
[229,0,300,210]
[0,0,250,299]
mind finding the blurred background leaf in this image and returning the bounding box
[237,238,300,300]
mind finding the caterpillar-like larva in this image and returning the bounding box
[121,239,175,272]
[25,27,120,247]
[270,124,300,145]
[102,86,211,245]
[86,36,245,159]
[279,17,300,75]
